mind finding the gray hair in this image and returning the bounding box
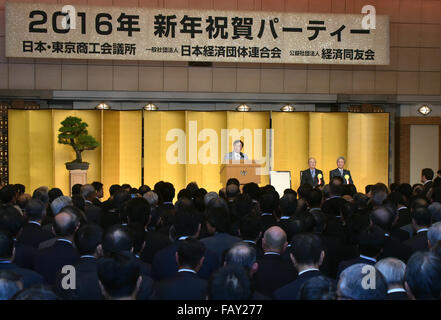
[143,191,158,206]
[428,222,441,246]
[337,156,345,163]
[204,192,219,207]
[51,196,73,215]
[80,184,95,199]
[225,243,257,270]
[338,264,387,300]
[375,258,406,287]
[428,202,441,223]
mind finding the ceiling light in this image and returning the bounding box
[143,103,158,111]
[418,105,432,116]
[236,104,250,112]
[95,102,110,110]
[281,104,295,112]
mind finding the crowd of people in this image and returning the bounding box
[0,167,441,300]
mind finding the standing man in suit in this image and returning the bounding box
[403,207,432,253]
[224,140,248,161]
[421,168,434,199]
[329,157,353,185]
[375,258,409,300]
[273,233,325,300]
[301,158,325,187]
[153,238,207,300]
[17,199,53,248]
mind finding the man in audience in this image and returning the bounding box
[152,207,219,281]
[54,224,104,300]
[337,263,387,300]
[201,205,241,263]
[403,207,431,253]
[153,238,207,300]
[259,192,278,232]
[337,225,385,276]
[375,258,409,300]
[97,251,143,300]
[273,233,325,300]
[33,209,81,284]
[421,168,434,199]
[404,251,441,299]
[277,193,298,242]
[370,207,412,262]
[17,199,53,248]
[0,270,23,300]
[208,265,251,300]
[81,184,102,225]
[239,214,263,259]
[253,226,296,297]
[91,182,104,207]
[428,222,441,249]
[299,276,336,300]
[0,231,43,288]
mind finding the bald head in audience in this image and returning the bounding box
[53,210,80,240]
[262,226,288,254]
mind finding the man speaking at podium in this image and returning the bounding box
[300,157,325,187]
[224,140,249,161]
[329,156,353,185]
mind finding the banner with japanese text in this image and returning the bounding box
[5,2,390,65]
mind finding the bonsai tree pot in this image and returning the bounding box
[65,162,90,171]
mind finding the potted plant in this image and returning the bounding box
[58,116,100,170]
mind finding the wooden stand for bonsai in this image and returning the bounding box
[69,170,87,195]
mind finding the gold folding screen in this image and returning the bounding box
[9,110,389,196]
[272,112,389,192]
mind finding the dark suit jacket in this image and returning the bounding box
[33,239,80,285]
[140,230,171,264]
[423,181,433,198]
[200,232,241,264]
[319,234,357,279]
[153,270,208,300]
[395,207,411,228]
[385,290,410,300]
[13,242,37,270]
[322,197,347,217]
[0,262,43,289]
[17,222,53,249]
[300,169,325,187]
[92,198,102,207]
[378,235,413,263]
[337,256,376,277]
[329,168,353,184]
[84,202,103,225]
[260,214,278,233]
[253,253,297,297]
[403,230,429,253]
[151,240,219,281]
[273,270,324,300]
[390,227,410,242]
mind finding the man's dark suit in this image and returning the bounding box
[33,239,80,285]
[140,230,171,264]
[92,198,102,207]
[200,232,241,264]
[13,242,37,270]
[151,240,219,281]
[403,230,429,253]
[153,270,208,300]
[273,270,324,300]
[322,197,347,217]
[253,253,297,297]
[17,222,53,249]
[84,202,103,225]
[423,181,433,198]
[337,256,376,277]
[329,168,353,184]
[395,207,411,228]
[378,235,413,263]
[0,261,43,288]
[385,290,410,300]
[300,169,325,187]
[260,214,278,233]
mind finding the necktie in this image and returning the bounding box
[340,169,343,176]
[311,170,315,179]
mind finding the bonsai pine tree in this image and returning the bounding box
[58,116,99,164]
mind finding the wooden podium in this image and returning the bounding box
[220,160,261,186]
